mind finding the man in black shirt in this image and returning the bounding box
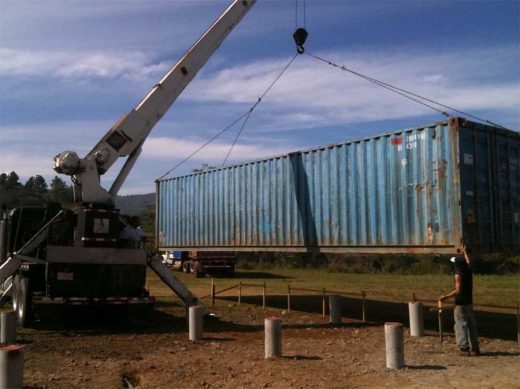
[439,246,480,356]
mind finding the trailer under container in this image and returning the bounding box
[156,117,519,254]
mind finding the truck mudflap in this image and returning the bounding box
[32,296,154,305]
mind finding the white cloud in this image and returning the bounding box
[0,48,169,82]
[422,74,445,83]
[142,136,296,163]
[2,44,517,129]
[183,46,519,129]
[0,151,54,178]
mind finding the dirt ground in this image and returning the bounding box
[18,298,520,389]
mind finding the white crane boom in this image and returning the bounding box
[53,0,257,203]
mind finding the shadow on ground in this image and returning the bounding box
[216,294,518,341]
[405,364,447,370]
[27,304,261,335]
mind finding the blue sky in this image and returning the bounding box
[1,0,518,194]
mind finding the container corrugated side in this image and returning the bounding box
[156,118,519,254]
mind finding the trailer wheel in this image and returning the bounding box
[13,275,32,327]
[193,262,204,278]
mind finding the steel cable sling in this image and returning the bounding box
[157,53,299,180]
[305,51,507,129]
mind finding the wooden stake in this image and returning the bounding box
[211,278,215,307]
[287,285,291,313]
[322,288,326,318]
[517,303,519,346]
[238,282,242,305]
[262,282,266,310]
[361,291,366,323]
[437,299,443,344]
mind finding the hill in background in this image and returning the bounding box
[115,193,155,215]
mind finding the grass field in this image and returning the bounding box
[148,267,519,310]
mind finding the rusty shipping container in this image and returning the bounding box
[156,117,519,254]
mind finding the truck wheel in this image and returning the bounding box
[182,261,190,273]
[193,262,204,278]
[14,275,32,327]
[11,275,20,314]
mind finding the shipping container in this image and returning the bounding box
[156,117,519,254]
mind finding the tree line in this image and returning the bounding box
[0,171,74,210]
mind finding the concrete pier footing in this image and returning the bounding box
[408,302,424,337]
[329,295,342,326]
[0,344,24,389]
[385,322,405,369]
[0,310,16,345]
[188,305,204,341]
[264,316,282,359]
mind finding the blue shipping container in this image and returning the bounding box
[156,118,519,254]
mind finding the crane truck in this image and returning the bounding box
[0,0,257,327]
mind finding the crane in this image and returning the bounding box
[0,0,257,326]
[54,0,257,204]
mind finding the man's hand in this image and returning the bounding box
[438,295,446,302]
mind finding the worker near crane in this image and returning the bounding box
[119,216,145,249]
[439,245,480,356]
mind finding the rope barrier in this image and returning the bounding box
[202,279,518,313]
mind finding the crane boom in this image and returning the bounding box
[54,0,256,203]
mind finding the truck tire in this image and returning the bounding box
[182,261,190,273]
[193,261,204,278]
[13,274,32,327]
[11,275,20,314]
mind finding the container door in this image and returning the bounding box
[458,120,520,252]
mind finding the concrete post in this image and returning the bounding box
[0,310,16,345]
[188,305,204,341]
[408,302,424,337]
[264,316,282,359]
[0,344,24,389]
[385,322,405,369]
[329,295,342,326]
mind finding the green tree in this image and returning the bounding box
[139,203,155,249]
[23,175,49,204]
[0,171,23,207]
[6,172,21,189]
[192,163,216,173]
[48,176,74,206]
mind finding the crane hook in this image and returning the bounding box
[293,27,308,54]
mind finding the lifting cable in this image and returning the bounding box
[293,0,308,54]
[222,53,298,167]
[295,0,306,29]
[157,53,299,180]
[305,51,507,129]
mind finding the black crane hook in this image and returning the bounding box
[293,27,308,54]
